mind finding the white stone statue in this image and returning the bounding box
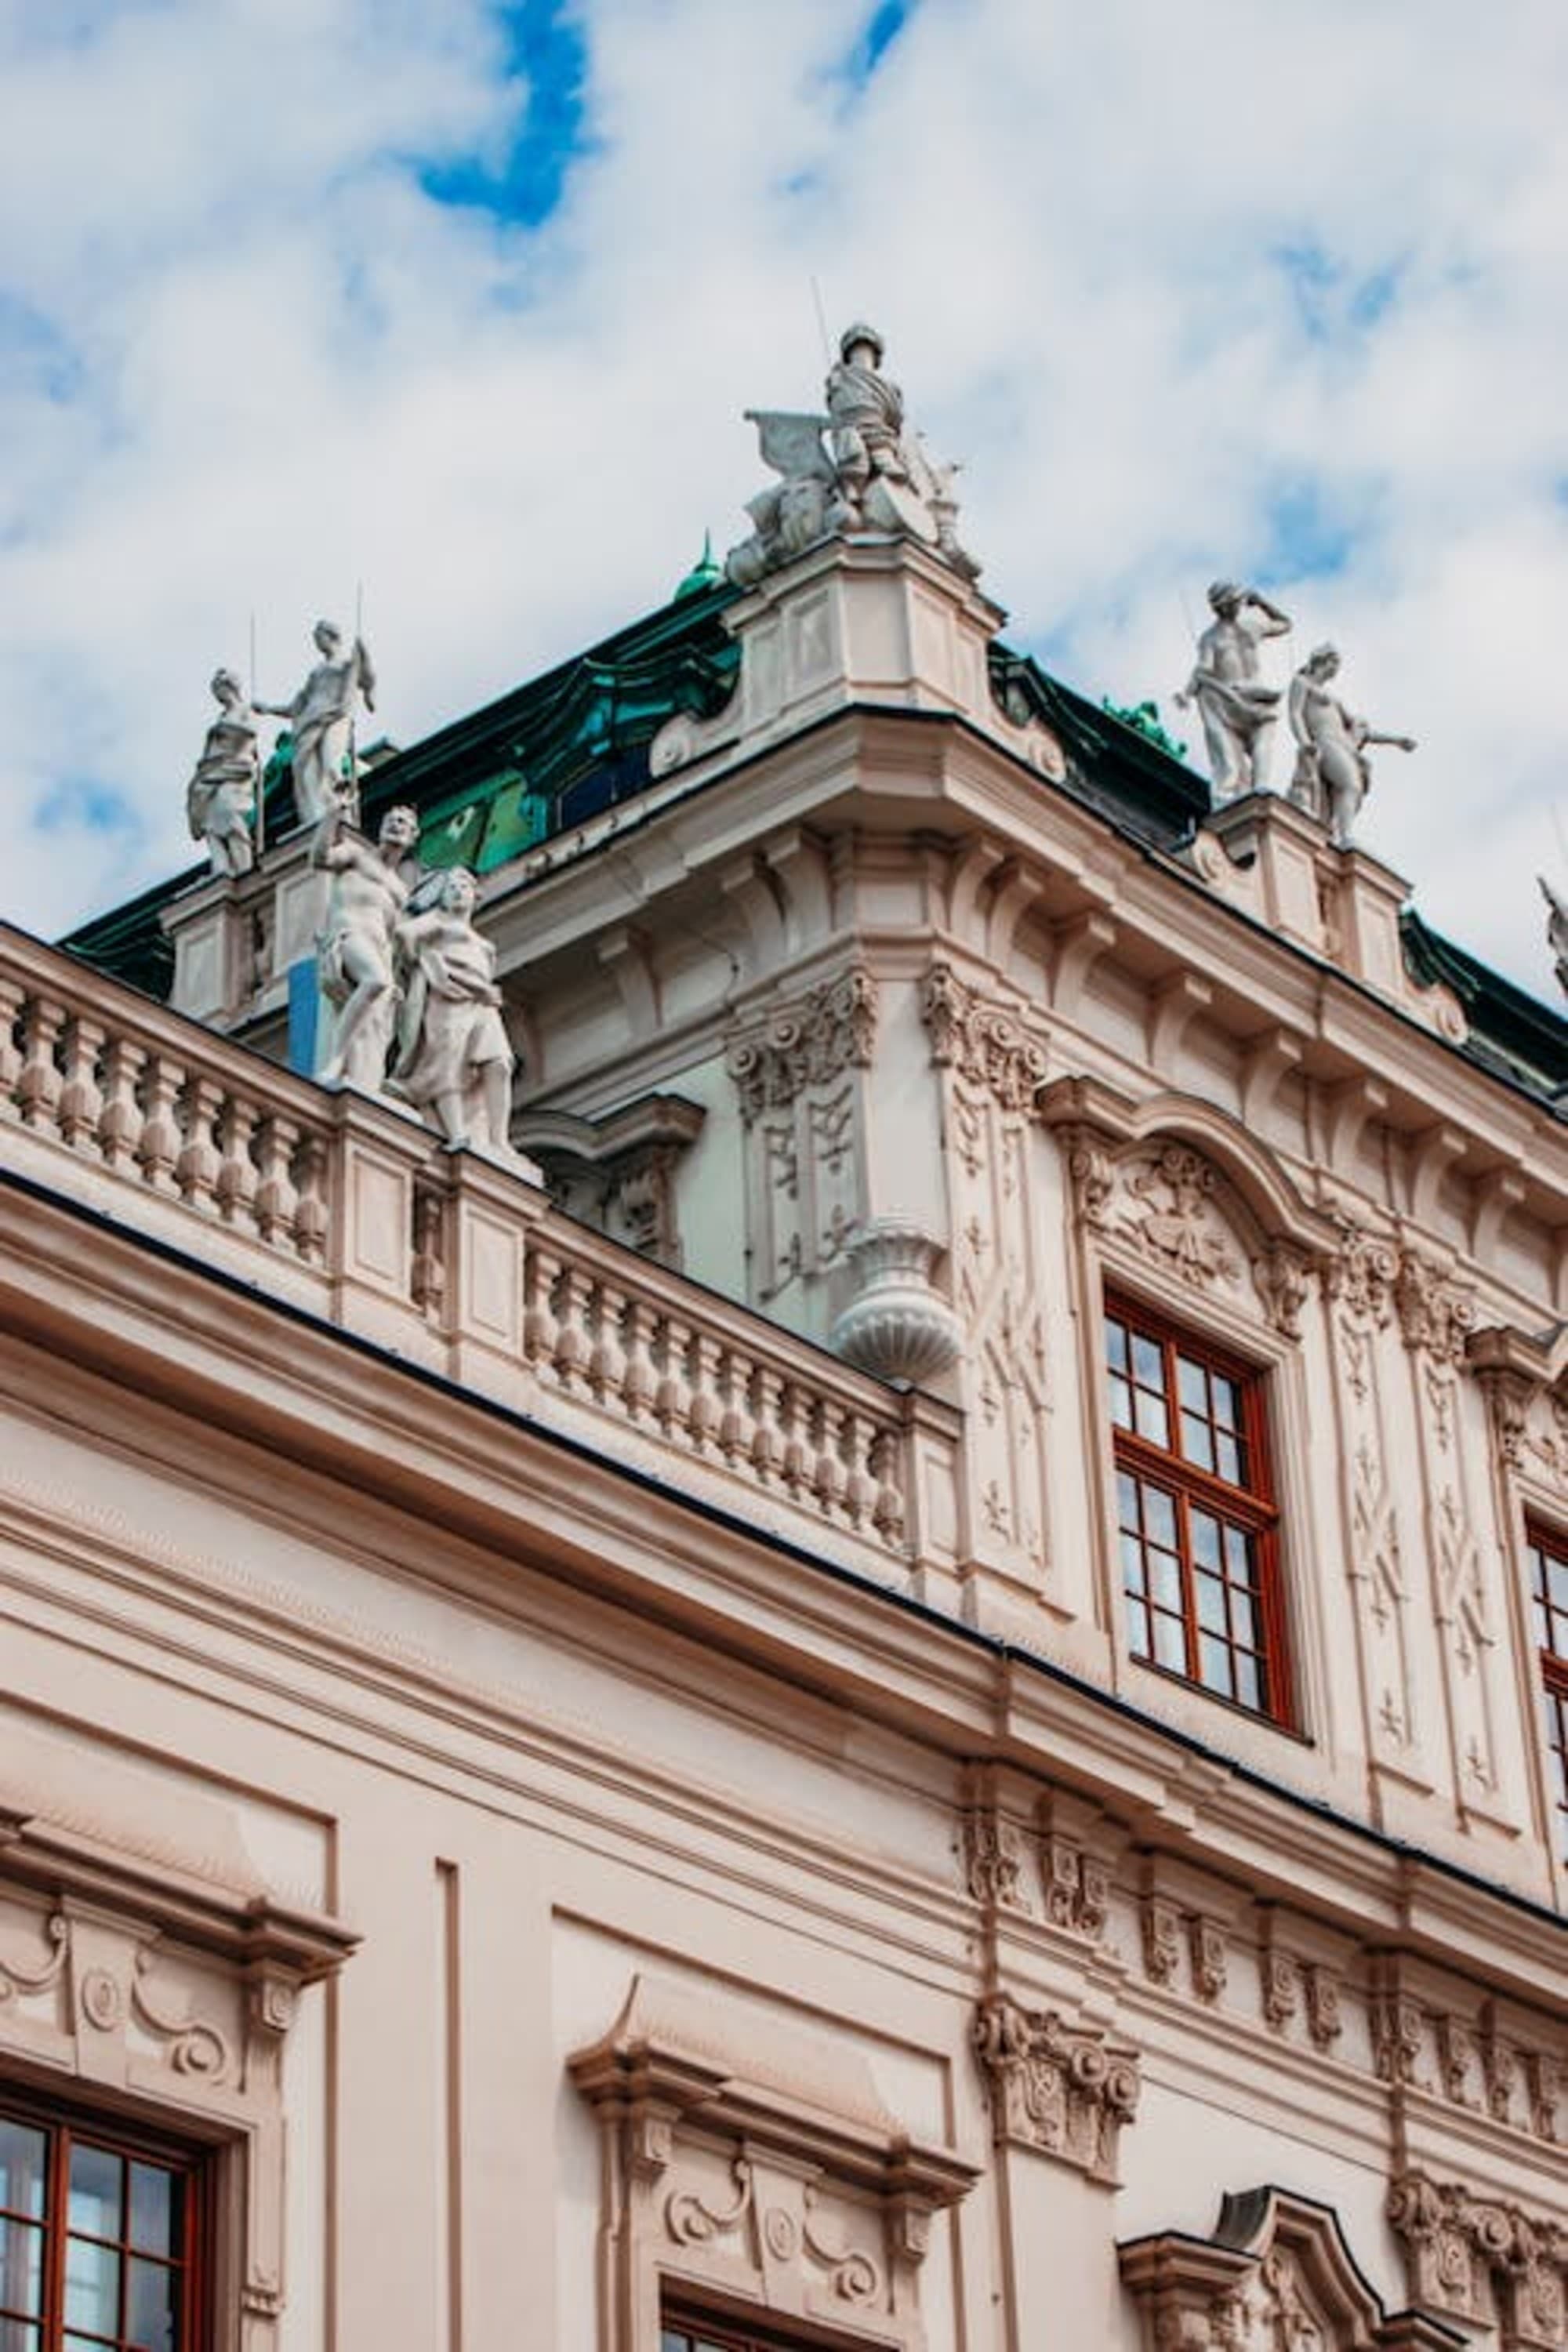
[1538,877,1568,1000]
[725,323,977,586]
[390,867,516,1152]
[310,801,419,1087]
[257,621,376,829]
[186,667,259,879]
[1178,582,1293,801]
[1287,644,1415,849]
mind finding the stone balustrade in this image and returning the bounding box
[0,926,958,1588]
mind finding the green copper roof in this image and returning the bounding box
[673,532,723,601]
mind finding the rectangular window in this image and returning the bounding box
[663,2317,830,2352]
[0,2098,203,2352]
[1105,1293,1292,1726]
[1526,1525,1568,1863]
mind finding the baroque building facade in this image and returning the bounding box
[3,487,1566,2350]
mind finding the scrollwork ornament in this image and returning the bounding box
[131,1948,233,2083]
[0,1910,67,2004]
[666,2161,753,2247]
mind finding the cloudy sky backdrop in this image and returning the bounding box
[2,0,1566,996]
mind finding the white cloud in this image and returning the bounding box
[1,0,1565,1007]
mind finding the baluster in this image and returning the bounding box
[292,1132,330,1264]
[16,995,65,1134]
[779,1381,811,1494]
[254,1114,300,1248]
[555,1265,594,1392]
[175,1075,223,1211]
[412,1182,447,1320]
[655,1314,693,1435]
[0,978,24,1113]
[869,1428,906,1547]
[812,1397,849,1519]
[57,1015,105,1154]
[842,1412,878,1531]
[688,1334,724,1454]
[214,1095,260,1232]
[524,1241,564,1377]
[622,1300,660,1422]
[136,1055,183,1193]
[590,1280,628,1408]
[718,1349,757,1470]
[97,1038,147,1171]
[751,1368,786,1487]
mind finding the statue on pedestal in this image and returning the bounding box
[726,323,977,586]
[186,668,260,878]
[390,868,516,1152]
[310,803,419,1087]
[257,621,375,828]
[1287,644,1415,849]
[1179,582,1294,800]
[1541,878,1568,1001]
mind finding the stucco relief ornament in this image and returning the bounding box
[1176,582,1293,801]
[1125,1145,1242,1289]
[186,668,260,879]
[1287,644,1416,849]
[725,324,979,586]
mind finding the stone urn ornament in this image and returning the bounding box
[829,1216,963,1386]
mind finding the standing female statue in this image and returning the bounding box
[1287,644,1415,849]
[390,868,515,1152]
[186,668,260,878]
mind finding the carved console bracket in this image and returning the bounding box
[1121,2186,1464,2352]
[1389,2171,1568,2352]
[1470,1319,1568,1490]
[971,1990,1138,2184]
[517,1094,706,1269]
[570,1974,978,2352]
[1038,1075,1337,1338]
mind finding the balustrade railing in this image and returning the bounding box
[0,926,935,1573]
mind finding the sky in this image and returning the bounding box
[2,0,1566,1001]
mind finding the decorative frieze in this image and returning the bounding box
[1389,2173,1568,2351]
[920,962,1047,1113]
[971,1991,1139,2183]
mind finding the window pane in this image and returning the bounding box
[1152,1613,1186,1671]
[1191,1511,1221,1573]
[1229,1587,1258,1650]
[1116,1470,1140,1530]
[1181,1412,1214,1471]
[0,2127,46,2223]
[128,2169,172,2261]
[1214,1430,1242,1484]
[1211,1376,1238,1428]
[1133,1387,1170,1449]
[1199,1633,1233,1696]
[0,2219,42,2314]
[127,2256,175,2352]
[1109,1373,1134,1429]
[1144,1487,1177,1551]
[1126,1597,1152,1657]
[64,2239,119,2336]
[1224,1524,1252,1581]
[1176,1356,1207,1413]
[0,2322,40,2352]
[1148,1551,1182,1613]
[68,2146,122,2243]
[1105,1317,1129,1374]
[1196,1573,1227,1633]
[1532,1598,1550,1651]
[1131,1334,1163,1392]
[1550,1555,1568,1613]
[1120,1533,1147,1594]
[1235,1653,1262,1711]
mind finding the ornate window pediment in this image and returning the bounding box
[569,1974,977,2352]
[1120,2186,1465,2352]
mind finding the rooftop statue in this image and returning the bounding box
[256,620,376,829]
[725,322,978,588]
[310,801,419,1087]
[390,867,516,1153]
[1178,581,1293,801]
[1540,877,1568,1001]
[186,667,260,879]
[1287,643,1415,849]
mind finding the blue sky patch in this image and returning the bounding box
[836,1,914,89]
[418,2,590,228]
[1261,475,1359,582]
[33,779,143,840]
[1272,240,1406,347]
[0,292,83,406]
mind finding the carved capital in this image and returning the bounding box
[1389,2172,1568,2350]
[1395,1249,1475,1365]
[1324,1221,1399,1326]
[726,964,878,1120]
[920,962,1047,1112]
[972,1991,1138,2183]
[1251,1243,1316,1340]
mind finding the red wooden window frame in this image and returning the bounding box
[1104,1289,1294,1728]
[1525,1522,1568,1863]
[0,2089,208,2352]
[663,2310,854,2352]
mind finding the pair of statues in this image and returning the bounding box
[727,322,977,587]
[311,804,514,1153]
[1181,582,1415,848]
[186,621,376,876]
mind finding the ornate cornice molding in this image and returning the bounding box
[971,1991,1138,2183]
[920,961,1048,1113]
[726,964,878,1120]
[1388,2172,1568,2350]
